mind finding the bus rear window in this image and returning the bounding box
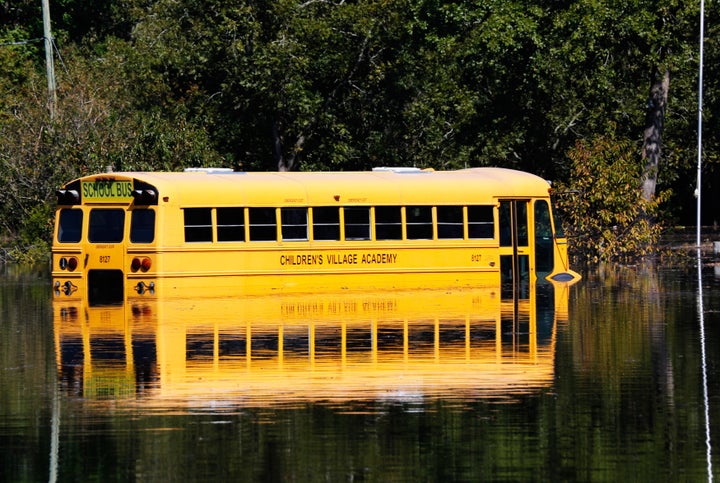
[58,209,83,243]
[89,209,125,243]
[130,209,155,243]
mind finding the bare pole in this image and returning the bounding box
[41,0,57,118]
[696,0,705,247]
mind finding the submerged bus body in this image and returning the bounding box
[52,167,579,304]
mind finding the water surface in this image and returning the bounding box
[1,264,719,481]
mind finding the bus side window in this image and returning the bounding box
[58,209,83,243]
[281,208,308,241]
[248,207,277,241]
[89,209,125,243]
[217,208,245,242]
[468,205,494,239]
[375,206,402,240]
[312,207,340,241]
[344,207,370,240]
[406,206,433,239]
[184,208,212,242]
[437,206,463,239]
[130,209,155,243]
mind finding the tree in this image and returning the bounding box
[554,133,669,263]
[1,0,719,252]
[0,44,221,246]
[641,69,669,202]
[531,0,711,217]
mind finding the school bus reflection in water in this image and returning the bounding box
[53,283,570,407]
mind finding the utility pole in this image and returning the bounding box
[696,0,706,248]
[41,0,57,118]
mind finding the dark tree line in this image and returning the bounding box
[1,0,718,262]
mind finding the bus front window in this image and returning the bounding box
[534,200,554,276]
[551,200,565,238]
[58,209,83,243]
[89,209,125,243]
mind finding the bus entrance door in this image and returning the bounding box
[499,200,530,298]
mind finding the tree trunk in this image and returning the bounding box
[273,119,305,172]
[641,70,670,201]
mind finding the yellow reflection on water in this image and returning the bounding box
[53,283,569,408]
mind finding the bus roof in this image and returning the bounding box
[68,167,552,206]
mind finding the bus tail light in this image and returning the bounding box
[131,257,152,272]
[59,257,78,271]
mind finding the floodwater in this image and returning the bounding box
[2,262,720,482]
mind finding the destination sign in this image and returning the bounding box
[82,180,133,202]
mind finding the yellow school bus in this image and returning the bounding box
[52,167,579,304]
[53,284,568,405]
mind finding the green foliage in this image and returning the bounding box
[554,133,670,263]
[6,242,50,265]
[0,44,222,252]
[8,202,52,264]
[0,0,718,260]
[0,26,38,117]
[20,203,53,246]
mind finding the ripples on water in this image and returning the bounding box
[2,265,720,481]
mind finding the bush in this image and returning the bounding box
[554,134,669,264]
